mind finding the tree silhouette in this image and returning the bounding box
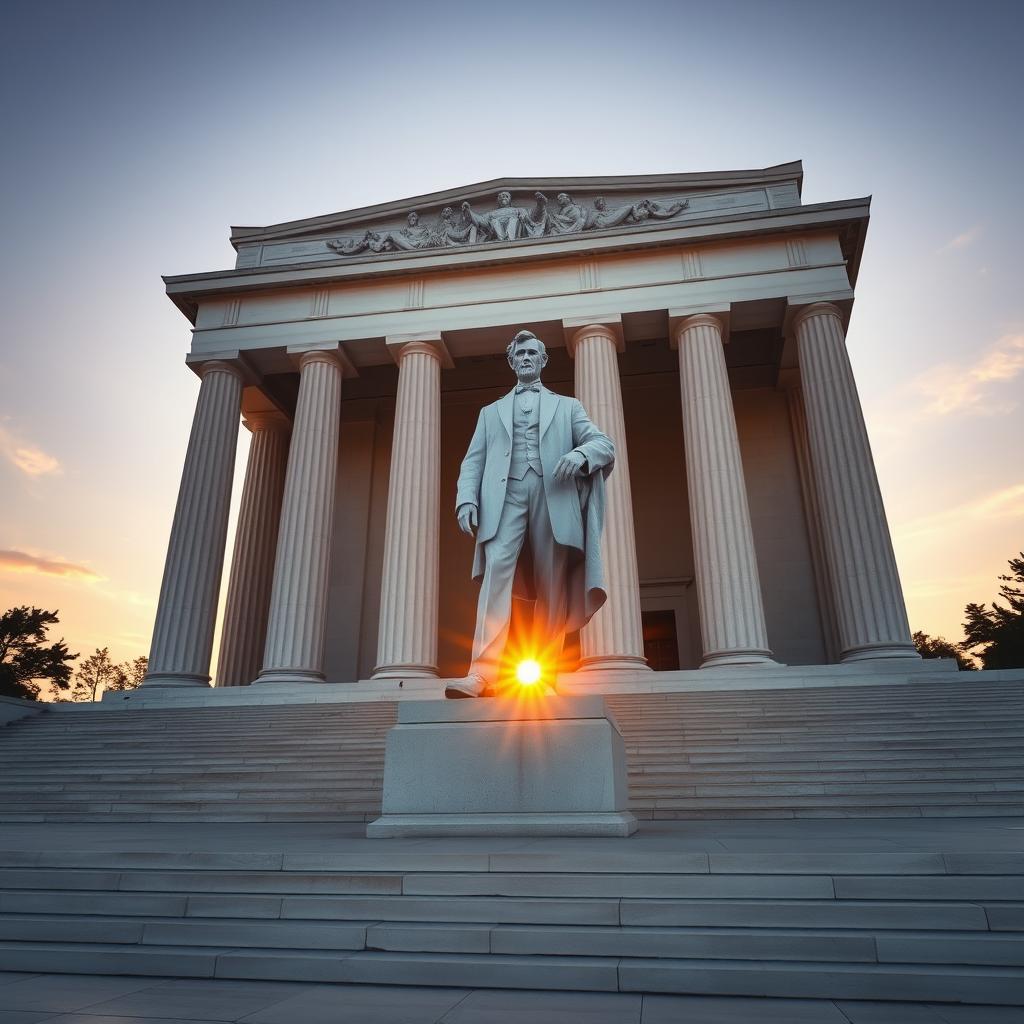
[961,552,1024,670]
[107,656,147,693]
[69,648,120,703]
[912,631,975,670]
[0,607,78,701]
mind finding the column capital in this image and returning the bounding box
[562,315,624,356]
[668,307,730,348]
[185,351,257,385]
[243,409,291,434]
[790,301,847,332]
[386,332,454,368]
[286,342,358,378]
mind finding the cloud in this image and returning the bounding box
[0,549,103,583]
[0,424,61,477]
[893,481,1024,546]
[910,333,1024,418]
[937,225,982,253]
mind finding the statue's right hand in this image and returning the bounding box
[457,503,478,536]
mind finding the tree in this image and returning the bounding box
[0,607,78,701]
[912,631,975,671]
[107,655,147,692]
[69,647,119,703]
[961,552,1024,670]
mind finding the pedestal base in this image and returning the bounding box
[367,695,637,839]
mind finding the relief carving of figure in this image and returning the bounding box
[548,192,587,235]
[462,191,548,241]
[436,206,475,247]
[382,211,436,251]
[326,229,388,256]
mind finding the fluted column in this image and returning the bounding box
[144,360,244,688]
[784,381,841,663]
[793,303,918,661]
[673,314,775,667]
[256,349,348,684]
[215,411,290,686]
[372,335,450,678]
[566,320,649,672]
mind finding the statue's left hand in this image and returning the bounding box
[553,451,586,482]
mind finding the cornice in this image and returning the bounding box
[164,196,869,324]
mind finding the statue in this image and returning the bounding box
[633,197,689,221]
[447,330,615,699]
[380,211,435,251]
[436,206,475,247]
[548,192,588,235]
[461,191,548,241]
[326,229,388,256]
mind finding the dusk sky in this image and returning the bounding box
[1,0,1022,689]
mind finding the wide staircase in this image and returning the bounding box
[0,839,1022,1003]
[1,677,1023,1004]
[0,678,1023,822]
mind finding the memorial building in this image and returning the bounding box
[141,161,920,694]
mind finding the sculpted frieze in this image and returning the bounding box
[325,191,690,258]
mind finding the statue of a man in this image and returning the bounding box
[447,330,615,698]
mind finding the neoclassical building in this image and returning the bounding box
[141,162,920,694]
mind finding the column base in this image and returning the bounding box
[701,651,778,668]
[372,665,439,680]
[141,672,211,689]
[253,669,326,685]
[841,642,921,663]
[576,655,652,672]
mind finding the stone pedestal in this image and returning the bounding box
[367,696,638,838]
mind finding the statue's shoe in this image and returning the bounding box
[444,674,487,699]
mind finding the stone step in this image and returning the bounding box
[1,941,1022,1003]
[2,913,1020,966]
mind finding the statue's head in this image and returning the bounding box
[506,330,548,383]
[497,191,512,207]
[594,196,607,211]
[408,211,419,226]
[441,206,454,219]
[557,192,571,207]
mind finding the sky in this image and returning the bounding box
[1,0,1022,691]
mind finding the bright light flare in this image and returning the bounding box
[516,659,542,686]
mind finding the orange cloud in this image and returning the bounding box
[936,224,982,253]
[911,334,1024,418]
[0,549,103,583]
[0,424,60,477]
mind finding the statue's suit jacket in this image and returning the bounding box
[456,385,615,631]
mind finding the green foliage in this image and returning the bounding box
[961,553,1024,670]
[0,607,78,701]
[912,631,975,671]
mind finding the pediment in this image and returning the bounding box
[230,163,803,271]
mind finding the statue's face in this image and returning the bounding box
[408,212,419,226]
[557,193,570,207]
[508,337,547,382]
[497,192,511,207]
[595,197,607,211]
[441,207,453,219]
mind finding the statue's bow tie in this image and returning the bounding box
[515,383,541,394]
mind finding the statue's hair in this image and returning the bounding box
[507,330,547,361]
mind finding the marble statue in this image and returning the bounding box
[548,192,588,234]
[447,330,615,699]
[325,190,690,258]
[461,191,548,241]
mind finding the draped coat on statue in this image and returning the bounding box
[455,386,615,633]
